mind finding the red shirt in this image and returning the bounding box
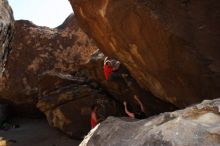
[104,64,112,80]
[91,112,97,128]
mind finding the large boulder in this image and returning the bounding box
[0,13,98,106]
[80,98,220,146]
[70,0,220,107]
[0,0,14,75]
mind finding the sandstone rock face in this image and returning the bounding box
[0,11,127,137]
[0,13,110,137]
[70,0,220,107]
[0,0,14,76]
[0,13,97,105]
[35,51,176,138]
[0,9,172,138]
[82,50,177,116]
[37,73,122,138]
[35,50,176,138]
[35,53,176,138]
[80,98,220,146]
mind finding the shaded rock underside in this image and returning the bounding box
[70,0,220,107]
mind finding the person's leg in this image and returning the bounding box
[123,101,135,118]
[133,95,145,112]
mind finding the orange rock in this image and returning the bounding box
[0,14,97,106]
[70,0,220,107]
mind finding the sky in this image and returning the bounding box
[8,0,73,28]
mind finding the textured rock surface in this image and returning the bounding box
[37,73,122,138]
[82,50,177,116]
[35,51,176,138]
[70,0,220,107]
[0,0,14,75]
[0,13,97,106]
[0,13,110,137]
[80,98,220,146]
[0,10,175,138]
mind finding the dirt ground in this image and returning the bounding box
[0,118,80,146]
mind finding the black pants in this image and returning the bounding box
[109,72,121,80]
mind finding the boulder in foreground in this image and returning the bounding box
[80,98,220,146]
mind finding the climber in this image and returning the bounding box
[103,57,125,81]
[103,58,113,81]
[123,95,146,119]
[90,104,99,129]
